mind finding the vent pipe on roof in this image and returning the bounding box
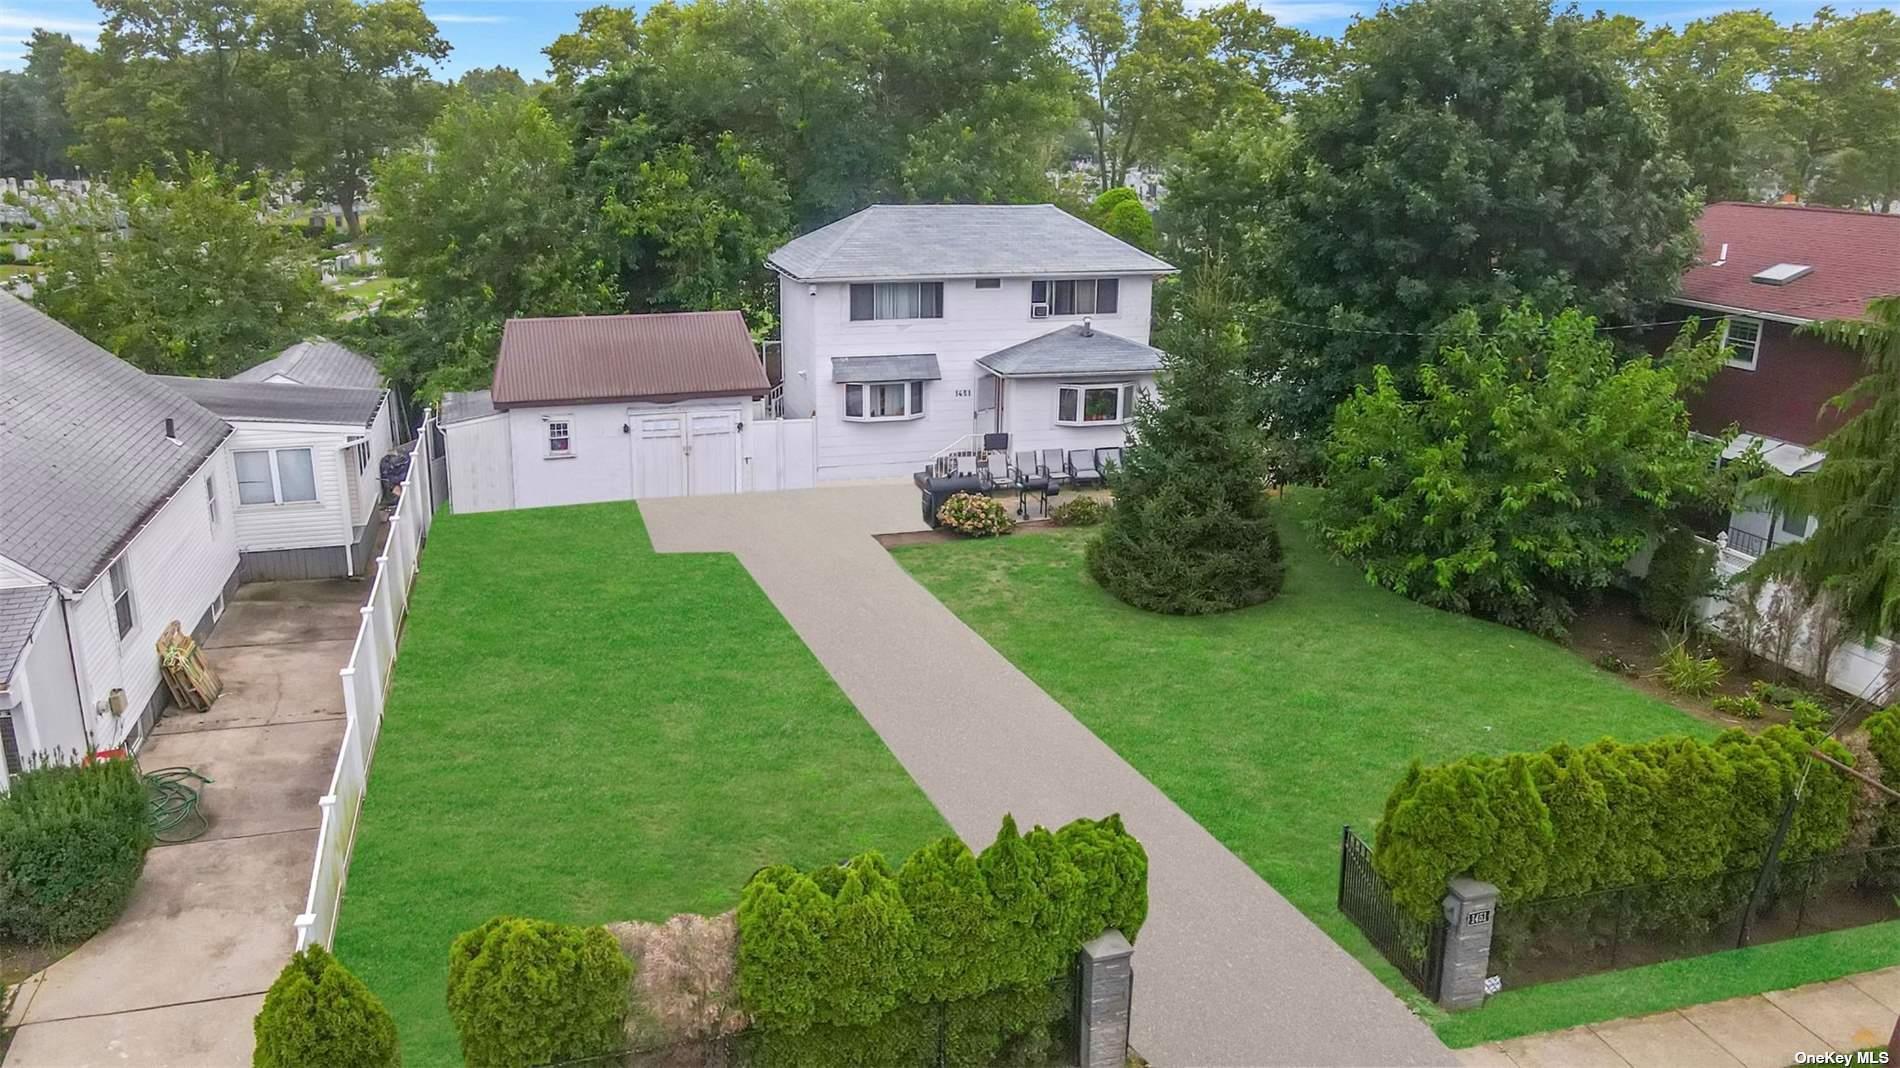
[1081,316,1093,337]
[163,417,175,439]
[1712,243,1729,267]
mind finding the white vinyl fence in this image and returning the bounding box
[293,412,440,952]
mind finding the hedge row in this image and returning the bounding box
[1373,727,1856,919]
[447,916,632,1067]
[748,980,1070,1068]
[253,945,400,1068]
[0,758,154,943]
[1863,707,1900,889]
[736,814,1146,1033]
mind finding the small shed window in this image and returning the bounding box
[1721,316,1763,370]
[109,557,135,640]
[546,419,573,457]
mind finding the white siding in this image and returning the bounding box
[504,399,750,509]
[1001,375,1156,459]
[783,275,1157,480]
[16,604,86,760]
[779,278,819,419]
[0,556,45,589]
[225,421,354,552]
[345,398,397,528]
[68,448,239,749]
[445,416,515,514]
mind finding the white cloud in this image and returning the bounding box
[1184,0,1363,23]
[429,11,510,22]
[0,11,102,34]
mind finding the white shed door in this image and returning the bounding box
[687,412,739,496]
[633,416,687,498]
[630,410,739,498]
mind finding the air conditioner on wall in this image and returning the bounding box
[1031,302,1050,318]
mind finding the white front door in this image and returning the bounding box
[687,412,739,495]
[633,415,687,498]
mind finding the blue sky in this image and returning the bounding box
[0,0,1889,78]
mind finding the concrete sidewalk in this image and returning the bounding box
[641,482,1453,1067]
[1457,968,1900,1067]
[4,581,358,1068]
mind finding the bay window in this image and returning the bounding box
[1056,383,1136,426]
[844,381,927,421]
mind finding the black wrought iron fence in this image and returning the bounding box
[1337,826,1447,999]
[1492,843,1900,990]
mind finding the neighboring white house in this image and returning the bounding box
[155,377,397,580]
[767,203,1176,481]
[439,311,781,513]
[0,295,240,775]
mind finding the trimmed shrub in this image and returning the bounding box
[1047,496,1111,527]
[1789,699,1831,734]
[937,493,1015,538]
[1639,526,1718,634]
[0,758,154,943]
[1374,728,1859,920]
[253,945,399,1068]
[445,916,629,1068]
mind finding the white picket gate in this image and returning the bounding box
[292,412,440,952]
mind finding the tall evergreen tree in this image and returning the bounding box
[1086,264,1285,614]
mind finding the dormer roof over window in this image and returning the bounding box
[767,204,1176,283]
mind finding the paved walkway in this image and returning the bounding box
[1457,968,1900,1067]
[641,481,1453,1067]
[4,581,359,1067]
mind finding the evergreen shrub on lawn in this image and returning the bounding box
[1373,727,1858,920]
[1861,706,1900,889]
[1088,269,1284,615]
[446,916,630,1067]
[0,757,153,943]
[253,945,400,1068]
[736,814,1145,1060]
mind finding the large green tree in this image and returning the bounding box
[1319,306,1726,637]
[1640,12,1785,202]
[261,0,448,238]
[0,31,84,178]
[1259,0,1699,441]
[1762,10,1900,206]
[1755,297,1900,641]
[369,93,618,398]
[31,156,336,376]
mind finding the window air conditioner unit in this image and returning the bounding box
[1031,302,1050,319]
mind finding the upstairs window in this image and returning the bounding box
[1032,278,1119,318]
[108,557,135,640]
[1721,316,1763,370]
[844,381,926,421]
[849,282,943,321]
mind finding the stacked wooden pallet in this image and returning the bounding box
[157,621,223,712]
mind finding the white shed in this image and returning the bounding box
[154,377,398,579]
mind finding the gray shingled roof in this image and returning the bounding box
[976,324,1164,378]
[441,389,499,426]
[830,354,941,383]
[768,204,1176,282]
[154,376,385,427]
[1,294,231,591]
[0,586,51,683]
[232,339,382,389]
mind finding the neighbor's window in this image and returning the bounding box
[1721,316,1763,370]
[108,557,135,640]
[1031,278,1119,317]
[546,419,573,457]
[844,381,926,421]
[235,448,318,505]
[849,282,943,321]
[1056,383,1136,426]
[205,472,219,527]
[974,278,1001,289]
[353,440,371,474]
[1780,510,1811,538]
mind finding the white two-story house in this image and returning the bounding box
[769,204,1176,481]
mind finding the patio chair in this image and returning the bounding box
[1096,447,1124,483]
[1066,449,1103,487]
[1041,449,1067,482]
[952,454,982,485]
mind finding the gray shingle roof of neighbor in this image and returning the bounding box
[830,354,942,383]
[768,204,1178,282]
[0,586,52,684]
[232,339,382,389]
[976,324,1165,378]
[493,311,769,406]
[153,376,386,427]
[440,389,498,426]
[0,293,231,591]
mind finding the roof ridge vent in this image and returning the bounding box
[1752,262,1813,286]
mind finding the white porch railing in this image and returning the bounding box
[752,383,785,421]
[292,410,440,952]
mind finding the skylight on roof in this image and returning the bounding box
[1751,263,1813,285]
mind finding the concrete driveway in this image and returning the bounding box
[641,481,1454,1067]
[4,581,359,1068]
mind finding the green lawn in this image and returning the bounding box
[895,493,1900,1044]
[338,503,947,1066]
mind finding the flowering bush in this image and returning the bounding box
[1048,496,1112,527]
[937,493,1015,537]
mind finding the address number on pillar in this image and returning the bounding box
[1465,908,1493,927]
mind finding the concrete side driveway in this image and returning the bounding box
[4,581,360,1068]
[641,482,1453,1067]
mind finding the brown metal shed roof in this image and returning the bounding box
[492,311,769,407]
